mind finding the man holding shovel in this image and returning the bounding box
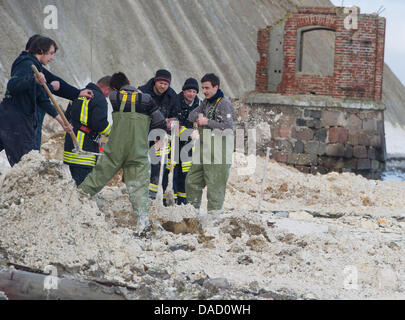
[0,37,72,167]
[186,73,234,225]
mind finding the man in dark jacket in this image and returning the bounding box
[63,76,112,186]
[176,78,200,205]
[79,72,166,231]
[0,36,71,167]
[20,35,94,150]
[138,69,180,202]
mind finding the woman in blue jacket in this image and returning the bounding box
[0,37,71,166]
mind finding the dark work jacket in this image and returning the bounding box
[63,83,111,167]
[109,85,166,131]
[138,78,180,120]
[178,92,200,129]
[3,52,58,118]
[11,52,81,101]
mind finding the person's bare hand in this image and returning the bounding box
[50,81,60,91]
[79,89,94,99]
[55,115,73,133]
[34,72,46,85]
[190,129,200,140]
[197,116,209,126]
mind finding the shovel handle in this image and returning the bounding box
[31,65,79,148]
[258,147,271,214]
[169,121,178,173]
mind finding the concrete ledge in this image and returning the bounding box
[242,92,386,111]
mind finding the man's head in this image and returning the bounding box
[97,76,112,97]
[153,69,171,95]
[110,72,130,91]
[25,34,42,52]
[29,36,58,66]
[201,73,220,99]
[182,77,199,104]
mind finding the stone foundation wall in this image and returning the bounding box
[239,93,386,179]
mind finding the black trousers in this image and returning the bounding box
[69,166,93,186]
[176,165,188,205]
[0,101,37,167]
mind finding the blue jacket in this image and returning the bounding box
[4,52,58,118]
[11,51,81,101]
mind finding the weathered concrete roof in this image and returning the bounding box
[243,92,386,110]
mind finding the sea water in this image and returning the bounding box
[382,159,405,181]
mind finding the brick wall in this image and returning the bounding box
[255,7,386,102]
[236,96,386,179]
[256,27,271,92]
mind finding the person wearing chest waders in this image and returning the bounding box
[78,72,166,232]
[186,73,234,228]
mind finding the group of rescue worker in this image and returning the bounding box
[0,35,235,232]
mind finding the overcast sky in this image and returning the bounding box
[330,0,405,86]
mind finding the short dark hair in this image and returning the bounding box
[28,36,58,55]
[110,72,130,90]
[25,34,42,51]
[97,76,112,88]
[201,73,220,88]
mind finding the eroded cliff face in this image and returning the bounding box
[0,0,404,149]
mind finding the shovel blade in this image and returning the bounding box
[72,147,103,157]
[164,189,175,206]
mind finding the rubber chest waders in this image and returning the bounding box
[79,91,151,226]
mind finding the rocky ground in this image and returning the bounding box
[1,132,404,300]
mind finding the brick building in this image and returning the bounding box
[243,6,387,178]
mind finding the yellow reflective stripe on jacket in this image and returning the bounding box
[131,92,137,104]
[63,151,97,167]
[149,183,158,192]
[79,98,89,126]
[77,130,85,149]
[78,97,90,148]
[99,122,112,137]
[179,126,187,136]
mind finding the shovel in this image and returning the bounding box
[258,147,271,214]
[156,134,168,204]
[31,65,101,156]
[164,120,178,206]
